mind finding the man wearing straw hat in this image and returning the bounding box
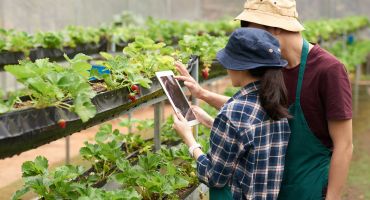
[175,0,353,199]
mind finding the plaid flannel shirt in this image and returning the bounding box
[197,81,290,200]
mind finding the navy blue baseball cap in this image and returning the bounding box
[216,27,288,70]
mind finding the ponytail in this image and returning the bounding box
[249,68,290,120]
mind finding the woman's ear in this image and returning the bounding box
[274,28,283,35]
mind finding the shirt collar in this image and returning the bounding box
[234,81,261,98]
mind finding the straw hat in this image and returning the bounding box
[235,0,305,32]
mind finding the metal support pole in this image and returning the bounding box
[160,101,165,123]
[354,64,361,116]
[1,72,7,92]
[190,58,199,138]
[65,136,70,164]
[154,103,162,152]
[128,112,132,134]
[110,42,116,53]
[14,76,19,91]
[367,55,370,75]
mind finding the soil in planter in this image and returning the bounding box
[13,100,33,110]
[176,184,200,200]
[91,82,108,93]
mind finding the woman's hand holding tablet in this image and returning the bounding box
[156,70,199,126]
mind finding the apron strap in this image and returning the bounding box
[295,39,310,102]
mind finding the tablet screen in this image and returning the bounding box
[160,75,196,121]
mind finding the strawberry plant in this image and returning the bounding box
[113,148,193,199]
[0,90,21,114]
[4,53,97,122]
[111,26,146,44]
[57,119,67,129]
[5,30,33,55]
[96,37,176,91]
[76,187,141,200]
[79,124,152,183]
[33,31,64,49]
[144,18,193,44]
[80,125,127,177]
[201,67,210,79]
[130,84,140,94]
[0,29,6,51]
[12,156,141,200]
[13,106,215,200]
[329,40,370,72]
[112,11,144,27]
[303,16,370,43]
[63,26,102,47]
[178,34,227,70]
[128,93,137,102]
[12,156,86,200]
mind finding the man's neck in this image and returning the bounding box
[281,34,314,69]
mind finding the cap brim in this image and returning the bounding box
[216,49,288,71]
[235,9,305,32]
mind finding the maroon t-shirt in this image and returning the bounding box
[283,44,352,149]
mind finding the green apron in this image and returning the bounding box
[278,40,332,200]
[210,185,233,200]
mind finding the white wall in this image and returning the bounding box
[0,0,369,32]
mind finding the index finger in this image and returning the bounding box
[174,75,194,82]
[191,105,201,112]
[174,110,187,122]
[175,62,191,77]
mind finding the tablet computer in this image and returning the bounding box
[156,71,199,126]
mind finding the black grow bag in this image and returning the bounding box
[0,51,25,70]
[63,38,108,58]
[0,77,164,159]
[114,39,134,52]
[0,56,212,159]
[29,47,64,61]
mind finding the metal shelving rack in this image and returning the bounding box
[0,42,229,160]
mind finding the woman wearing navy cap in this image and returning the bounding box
[173,27,291,200]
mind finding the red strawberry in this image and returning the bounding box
[58,119,67,129]
[128,93,137,102]
[202,68,209,79]
[131,84,140,94]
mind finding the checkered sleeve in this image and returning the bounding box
[196,112,246,188]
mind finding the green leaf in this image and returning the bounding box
[116,158,130,171]
[11,187,30,200]
[89,68,102,80]
[72,94,96,122]
[119,118,140,128]
[27,77,58,98]
[98,124,113,135]
[4,64,38,80]
[100,52,114,60]
[116,188,142,200]
[35,156,49,169]
[95,130,109,143]
[138,152,162,171]
[73,53,92,62]
[22,156,48,177]
[169,176,189,190]
[71,62,91,79]
[79,146,94,159]
[136,77,152,88]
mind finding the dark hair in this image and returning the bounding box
[249,68,290,120]
[240,20,250,28]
